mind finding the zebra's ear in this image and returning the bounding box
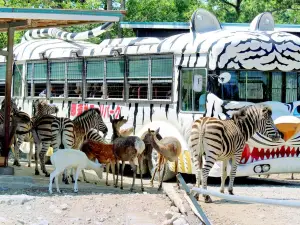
[262,106,272,117]
[155,127,160,134]
[232,107,247,121]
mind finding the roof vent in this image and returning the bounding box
[250,12,274,31]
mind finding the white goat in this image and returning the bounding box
[49,149,104,194]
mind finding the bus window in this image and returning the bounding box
[129,84,148,99]
[106,58,124,99]
[181,69,207,112]
[67,60,83,98]
[152,82,172,100]
[107,82,123,99]
[87,83,103,98]
[50,61,65,98]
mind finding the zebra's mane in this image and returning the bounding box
[73,108,101,122]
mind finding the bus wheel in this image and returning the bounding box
[150,149,175,182]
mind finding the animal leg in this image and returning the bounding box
[220,160,228,193]
[201,153,217,203]
[115,161,120,188]
[158,161,167,191]
[138,155,144,192]
[111,161,116,188]
[129,160,137,192]
[228,155,240,195]
[74,167,80,193]
[13,134,24,167]
[39,142,51,177]
[28,141,33,167]
[49,169,61,194]
[291,173,294,180]
[150,154,162,187]
[34,144,40,175]
[70,168,75,183]
[82,170,89,183]
[106,163,111,186]
[120,161,125,190]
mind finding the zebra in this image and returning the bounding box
[188,105,282,203]
[33,108,108,184]
[11,100,59,167]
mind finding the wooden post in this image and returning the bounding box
[3,27,15,167]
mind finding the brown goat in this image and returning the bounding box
[80,139,116,186]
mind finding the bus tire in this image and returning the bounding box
[150,149,175,182]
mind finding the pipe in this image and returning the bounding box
[192,187,300,208]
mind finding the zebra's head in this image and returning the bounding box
[33,99,59,116]
[91,108,108,137]
[233,105,282,142]
[1,98,18,114]
[258,106,282,141]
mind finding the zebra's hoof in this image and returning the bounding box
[114,185,118,188]
[220,190,225,193]
[120,187,123,190]
[45,174,50,177]
[72,180,75,184]
[65,180,70,185]
[141,187,144,192]
[228,190,234,195]
[13,161,21,167]
[204,195,213,203]
[35,171,40,175]
[157,186,162,191]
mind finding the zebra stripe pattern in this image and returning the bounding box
[33,108,108,178]
[32,115,74,176]
[32,99,59,118]
[84,129,108,144]
[22,22,114,42]
[188,105,281,203]
[12,100,59,167]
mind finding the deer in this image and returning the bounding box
[110,116,145,192]
[144,128,182,190]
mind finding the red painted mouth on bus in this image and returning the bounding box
[240,144,300,164]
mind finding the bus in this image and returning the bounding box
[4,8,300,180]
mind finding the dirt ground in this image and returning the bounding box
[2,156,300,225]
[0,159,198,225]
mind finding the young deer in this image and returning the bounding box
[49,149,103,194]
[110,116,145,192]
[80,116,128,186]
[144,128,182,190]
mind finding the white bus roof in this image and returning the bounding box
[120,21,300,33]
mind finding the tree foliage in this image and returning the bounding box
[0,0,299,49]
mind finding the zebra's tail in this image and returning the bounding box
[188,119,205,167]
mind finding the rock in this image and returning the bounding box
[60,203,68,210]
[170,206,179,213]
[173,218,189,225]
[165,210,174,220]
[38,220,49,225]
[171,212,181,221]
[98,217,106,222]
[54,209,62,214]
[162,217,178,225]
[0,217,8,222]
[17,219,25,224]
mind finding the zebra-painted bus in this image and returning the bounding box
[4,8,300,180]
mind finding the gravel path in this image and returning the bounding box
[2,158,300,225]
[0,161,197,225]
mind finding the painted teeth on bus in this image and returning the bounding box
[6,8,300,181]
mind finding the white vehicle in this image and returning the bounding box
[5,8,300,180]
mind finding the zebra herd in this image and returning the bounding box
[0,99,108,184]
